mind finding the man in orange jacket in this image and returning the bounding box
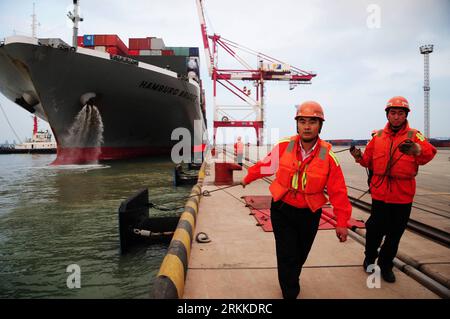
[234,136,244,166]
[241,101,351,299]
[350,96,436,283]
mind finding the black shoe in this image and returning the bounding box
[363,258,375,273]
[381,268,396,283]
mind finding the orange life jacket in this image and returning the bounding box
[269,135,331,212]
[235,141,244,154]
[372,128,418,179]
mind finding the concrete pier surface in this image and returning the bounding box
[182,146,449,299]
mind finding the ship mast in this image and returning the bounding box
[31,3,39,138]
[67,0,83,47]
[33,115,38,136]
[31,3,39,38]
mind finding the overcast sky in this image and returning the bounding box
[0,0,449,144]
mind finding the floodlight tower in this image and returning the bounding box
[420,44,433,139]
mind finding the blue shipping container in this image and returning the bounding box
[189,47,199,56]
[83,35,95,46]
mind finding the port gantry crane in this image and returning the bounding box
[196,0,316,146]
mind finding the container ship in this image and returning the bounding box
[0,2,207,164]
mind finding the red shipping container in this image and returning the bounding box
[162,50,174,56]
[128,49,139,56]
[120,46,128,56]
[106,46,129,56]
[141,38,152,49]
[95,34,116,46]
[128,37,151,50]
[95,35,128,53]
[106,47,119,55]
[116,36,128,55]
[106,35,118,46]
[77,36,84,47]
[128,38,139,50]
[94,34,106,45]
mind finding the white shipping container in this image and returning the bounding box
[94,46,106,52]
[139,50,162,56]
[150,38,166,50]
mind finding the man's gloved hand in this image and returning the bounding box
[399,140,421,155]
[349,145,362,160]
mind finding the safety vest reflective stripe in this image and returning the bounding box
[318,146,327,160]
[286,139,296,153]
[269,135,332,212]
[289,144,327,190]
[301,167,308,190]
[377,129,417,139]
[291,161,301,189]
[329,150,339,166]
[275,137,291,145]
[286,139,298,189]
[277,138,291,144]
[416,132,425,141]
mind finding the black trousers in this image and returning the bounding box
[270,200,322,299]
[236,154,243,166]
[365,199,412,270]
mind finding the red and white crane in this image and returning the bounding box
[196,0,316,146]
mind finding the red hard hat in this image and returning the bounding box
[294,101,325,121]
[386,96,410,111]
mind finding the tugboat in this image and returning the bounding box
[0,116,56,154]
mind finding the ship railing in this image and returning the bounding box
[111,54,138,66]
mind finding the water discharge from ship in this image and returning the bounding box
[67,104,104,148]
[52,104,104,165]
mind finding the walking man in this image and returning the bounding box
[350,96,436,282]
[241,101,351,299]
[234,136,244,166]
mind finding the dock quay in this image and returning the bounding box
[153,145,450,299]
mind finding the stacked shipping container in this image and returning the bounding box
[128,37,167,56]
[166,47,199,57]
[77,35,199,58]
[78,34,128,56]
[76,34,200,76]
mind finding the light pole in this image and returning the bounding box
[419,45,433,139]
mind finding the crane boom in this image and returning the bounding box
[196,0,213,76]
[195,0,316,146]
